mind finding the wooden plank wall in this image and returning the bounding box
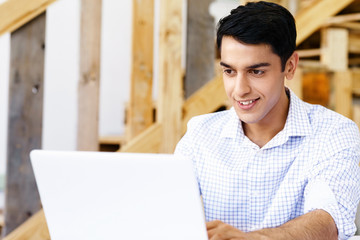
[3,12,46,236]
[77,0,102,151]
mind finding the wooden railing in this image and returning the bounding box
[0,0,56,36]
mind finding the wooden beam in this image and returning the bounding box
[3,210,49,240]
[321,28,349,71]
[157,0,184,153]
[297,48,322,58]
[182,74,227,134]
[349,58,360,66]
[352,69,360,92]
[99,135,126,146]
[287,0,299,15]
[4,12,46,236]
[295,0,354,46]
[298,60,326,70]
[126,0,154,141]
[325,13,360,26]
[120,123,163,153]
[299,0,317,10]
[77,0,102,151]
[0,0,56,36]
[330,22,360,31]
[349,33,360,54]
[334,71,352,118]
[320,28,351,117]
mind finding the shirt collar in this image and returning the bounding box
[283,88,312,137]
[220,107,243,140]
[261,88,312,149]
[219,88,312,141]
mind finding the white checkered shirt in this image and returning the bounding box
[175,89,360,239]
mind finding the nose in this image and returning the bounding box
[234,73,251,97]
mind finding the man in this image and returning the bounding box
[175,1,360,240]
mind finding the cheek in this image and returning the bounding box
[256,76,283,94]
[223,79,234,97]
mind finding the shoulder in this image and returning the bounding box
[305,103,360,154]
[289,89,359,137]
[307,103,359,135]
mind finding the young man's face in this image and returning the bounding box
[220,36,297,127]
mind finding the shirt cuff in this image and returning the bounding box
[304,179,353,240]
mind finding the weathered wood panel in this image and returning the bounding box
[126,0,154,141]
[4,12,46,236]
[185,0,215,98]
[77,0,102,151]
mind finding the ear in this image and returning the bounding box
[284,52,299,80]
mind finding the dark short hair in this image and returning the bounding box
[216,1,296,71]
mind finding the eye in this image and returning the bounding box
[223,69,235,76]
[250,69,265,76]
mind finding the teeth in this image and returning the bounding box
[240,100,255,105]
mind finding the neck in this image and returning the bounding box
[243,89,290,148]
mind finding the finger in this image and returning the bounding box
[206,220,223,230]
[207,223,246,240]
[207,228,217,239]
[208,230,231,240]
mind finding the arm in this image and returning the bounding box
[207,209,337,240]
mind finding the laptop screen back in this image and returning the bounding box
[30,150,207,240]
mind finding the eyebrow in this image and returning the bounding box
[219,61,271,69]
[219,62,232,68]
[246,63,271,69]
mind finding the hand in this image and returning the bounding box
[206,220,249,240]
[206,210,337,240]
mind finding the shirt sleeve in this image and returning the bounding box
[304,121,360,240]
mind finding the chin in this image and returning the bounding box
[236,114,261,124]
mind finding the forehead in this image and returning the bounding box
[220,36,281,68]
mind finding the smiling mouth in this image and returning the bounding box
[239,98,260,105]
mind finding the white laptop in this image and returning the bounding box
[30,150,207,240]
